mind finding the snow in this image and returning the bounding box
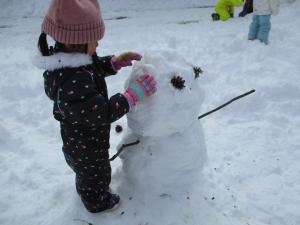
[0,1,300,225]
[0,0,214,18]
[125,50,205,137]
[112,50,207,224]
[0,0,294,18]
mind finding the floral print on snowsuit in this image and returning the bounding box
[42,53,129,212]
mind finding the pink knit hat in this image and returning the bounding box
[42,0,105,44]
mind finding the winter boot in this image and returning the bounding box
[211,13,220,21]
[105,194,121,212]
[239,10,247,17]
[239,9,252,17]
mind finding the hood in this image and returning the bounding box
[34,53,93,100]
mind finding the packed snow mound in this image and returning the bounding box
[114,50,207,224]
[126,50,205,137]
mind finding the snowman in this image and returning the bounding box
[113,50,207,224]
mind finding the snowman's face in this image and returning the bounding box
[126,50,204,137]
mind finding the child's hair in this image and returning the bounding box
[38,32,88,56]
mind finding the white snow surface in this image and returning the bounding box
[0,0,214,18]
[0,0,293,18]
[0,1,300,225]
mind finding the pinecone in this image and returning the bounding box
[171,76,185,90]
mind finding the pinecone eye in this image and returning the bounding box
[193,66,203,79]
[171,75,185,90]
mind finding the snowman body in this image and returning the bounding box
[117,50,207,222]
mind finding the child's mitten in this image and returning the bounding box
[123,74,157,109]
[111,52,142,71]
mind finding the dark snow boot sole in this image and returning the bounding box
[211,13,220,21]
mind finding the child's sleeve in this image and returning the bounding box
[57,72,129,127]
[269,0,279,16]
[94,55,118,77]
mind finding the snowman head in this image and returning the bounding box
[126,50,204,137]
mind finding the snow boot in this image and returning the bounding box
[211,13,220,21]
[239,10,247,17]
[239,9,252,17]
[105,194,121,212]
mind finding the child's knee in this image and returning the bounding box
[217,10,230,20]
[259,16,271,28]
[260,20,271,29]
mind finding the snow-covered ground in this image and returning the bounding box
[0,0,214,18]
[0,1,300,225]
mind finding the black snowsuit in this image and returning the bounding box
[43,53,129,212]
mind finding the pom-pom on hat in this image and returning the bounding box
[42,0,105,44]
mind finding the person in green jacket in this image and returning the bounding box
[212,0,244,21]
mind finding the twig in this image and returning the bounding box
[109,140,140,161]
[110,90,255,160]
[198,89,255,120]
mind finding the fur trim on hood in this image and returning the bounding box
[33,52,93,71]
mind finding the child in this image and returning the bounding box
[239,0,253,17]
[248,0,279,44]
[212,0,244,21]
[37,0,156,213]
